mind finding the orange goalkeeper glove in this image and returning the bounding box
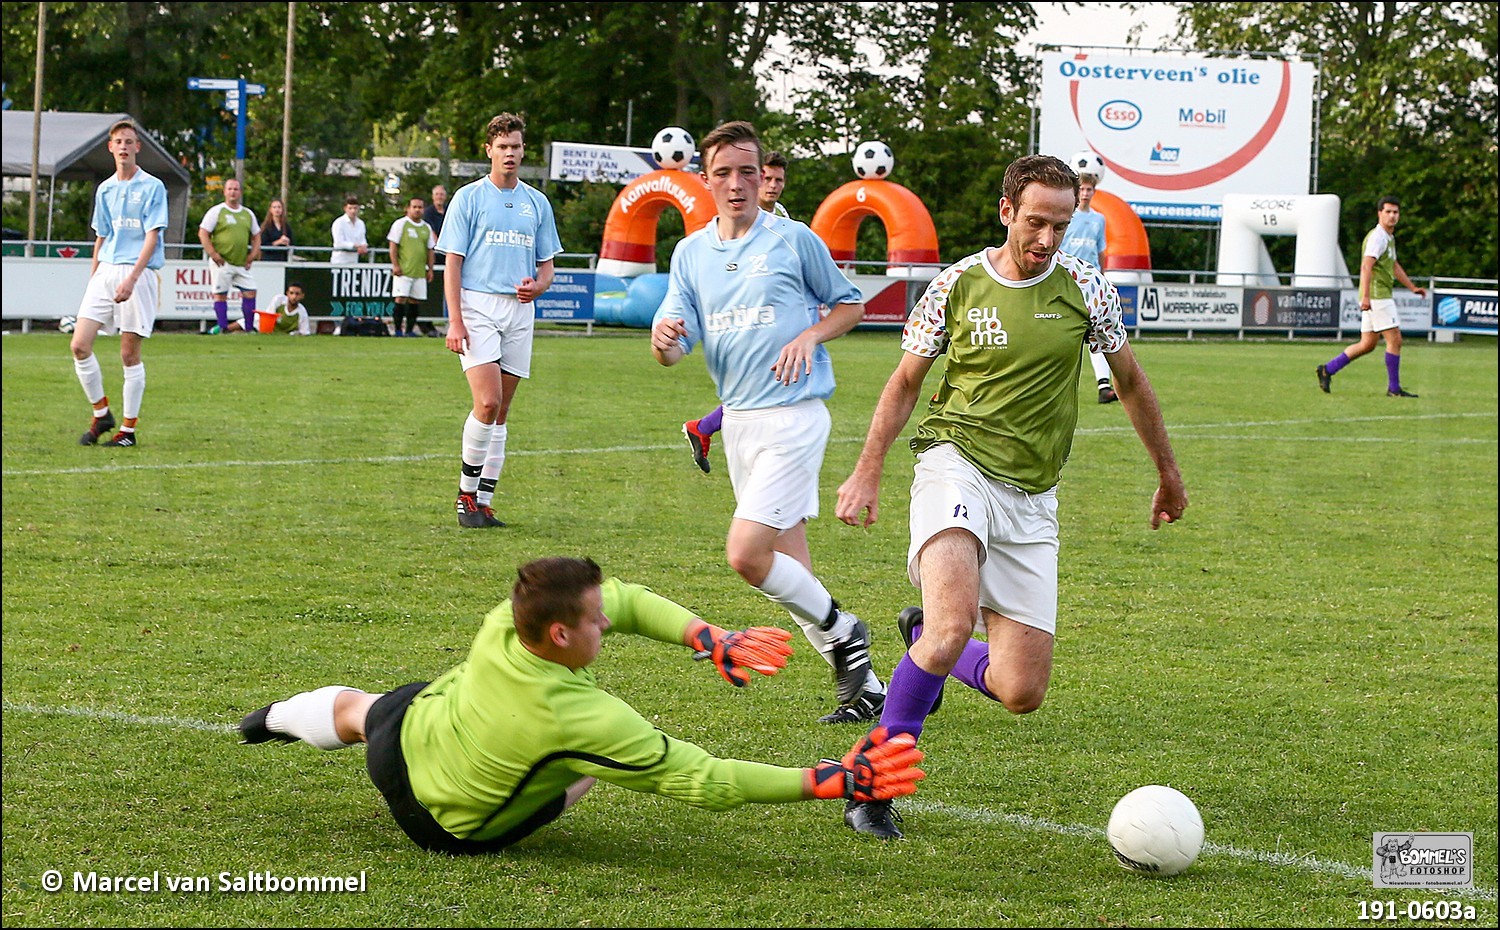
[808,726,925,802]
[687,620,793,687]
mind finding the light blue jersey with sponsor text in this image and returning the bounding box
[1061,209,1106,267]
[92,168,168,269]
[436,177,562,295]
[654,210,861,411]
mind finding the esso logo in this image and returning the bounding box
[1098,99,1142,131]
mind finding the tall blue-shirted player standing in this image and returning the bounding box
[437,113,563,527]
[651,121,886,725]
[70,119,168,448]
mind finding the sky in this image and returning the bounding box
[761,2,1183,113]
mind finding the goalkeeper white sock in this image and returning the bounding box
[264,686,358,750]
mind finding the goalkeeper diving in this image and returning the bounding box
[239,556,924,853]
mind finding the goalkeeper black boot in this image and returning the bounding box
[897,606,943,714]
[844,799,903,839]
[238,704,297,744]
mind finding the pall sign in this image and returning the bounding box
[1097,99,1142,130]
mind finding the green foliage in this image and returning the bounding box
[2,332,1496,925]
[1172,1,1499,279]
[3,2,1494,276]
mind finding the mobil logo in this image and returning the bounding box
[1097,99,1142,130]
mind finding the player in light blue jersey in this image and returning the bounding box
[652,121,886,726]
[680,150,791,473]
[70,119,168,448]
[1059,169,1117,404]
[436,112,563,528]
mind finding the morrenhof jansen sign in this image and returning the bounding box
[1038,51,1317,223]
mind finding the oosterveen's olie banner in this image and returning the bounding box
[1038,51,1317,223]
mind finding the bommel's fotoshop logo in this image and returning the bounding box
[1373,832,1472,889]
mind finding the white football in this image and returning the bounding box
[651,126,695,170]
[852,141,894,180]
[1071,149,1107,182]
[1107,785,1204,876]
[58,315,77,334]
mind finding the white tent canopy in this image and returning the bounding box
[2,110,191,245]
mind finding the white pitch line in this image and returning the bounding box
[3,699,1494,901]
[2,700,236,733]
[3,412,1493,478]
[908,798,1495,902]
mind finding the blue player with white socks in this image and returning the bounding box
[651,120,886,725]
[436,112,563,528]
[70,119,168,448]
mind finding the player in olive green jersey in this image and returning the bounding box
[387,197,436,336]
[1316,196,1427,397]
[197,178,262,334]
[833,154,1185,839]
[239,557,924,853]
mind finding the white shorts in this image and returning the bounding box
[392,275,428,301]
[722,399,830,531]
[77,265,160,338]
[1362,298,1399,333]
[907,443,1059,634]
[211,262,257,295]
[457,290,533,376]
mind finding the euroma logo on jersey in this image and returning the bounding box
[1372,832,1473,888]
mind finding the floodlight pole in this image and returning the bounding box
[280,1,295,206]
[27,2,47,258]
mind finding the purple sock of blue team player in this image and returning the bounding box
[1385,352,1402,392]
[878,655,946,741]
[214,298,230,330]
[242,295,256,331]
[699,404,724,436]
[1324,352,1351,376]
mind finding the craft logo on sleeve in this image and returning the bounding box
[1372,832,1472,889]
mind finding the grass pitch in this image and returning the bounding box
[3,329,1496,927]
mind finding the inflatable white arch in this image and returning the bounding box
[1216,194,1352,288]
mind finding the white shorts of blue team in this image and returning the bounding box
[211,261,257,295]
[457,289,533,376]
[722,398,830,532]
[907,442,1059,635]
[77,264,160,338]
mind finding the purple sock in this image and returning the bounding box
[1325,352,1351,375]
[242,295,256,331]
[213,298,230,329]
[950,639,997,700]
[878,654,947,741]
[699,404,724,436]
[1385,353,1401,392]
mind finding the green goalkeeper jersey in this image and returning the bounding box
[401,578,807,842]
[902,250,1126,493]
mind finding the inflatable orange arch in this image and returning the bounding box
[810,180,939,271]
[598,169,714,277]
[1092,189,1151,272]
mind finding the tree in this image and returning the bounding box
[1168,1,1498,279]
